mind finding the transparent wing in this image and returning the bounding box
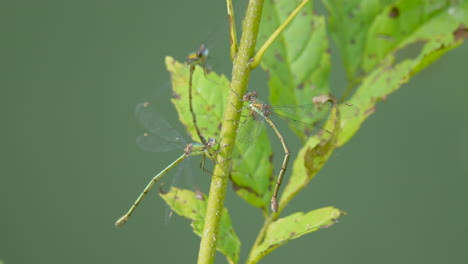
[136,133,184,153]
[236,111,266,148]
[270,102,359,137]
[135,101,186,152]
[272,102,358,122]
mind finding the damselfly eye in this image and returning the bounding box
[207,138,217,148]
[242,91,258,102]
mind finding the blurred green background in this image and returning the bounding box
[2,0,467,263]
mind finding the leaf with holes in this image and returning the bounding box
[335,0,468,146]
[324,0,468,83]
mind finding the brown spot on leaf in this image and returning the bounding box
[267,244,277,250]
[389,6,399,18]
[350,38,356,44]
[205,104,214,112]
[274,52,284,62]
[172,91,181,99]
[320,222,334,229]
[454,24,468,41]
[297,83,304,90]
[364,106,376,116]
[303,135,335,176]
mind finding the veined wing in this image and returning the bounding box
[271,102,359,126]
[135,101,186,152]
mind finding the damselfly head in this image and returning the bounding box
[206,138,217,149]
[187,43,209,66]
[242,91,258,102]
[197,43,209,57]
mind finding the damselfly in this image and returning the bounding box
[242,92,359,212]
[115,101,217,227]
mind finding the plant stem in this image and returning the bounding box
[196,0,265,263]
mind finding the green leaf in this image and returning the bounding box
[277,0,468,210]
[248,207,344,262]
[166,56,230,142]
[231,124,273,211]
[160,188,240,264]
[324,0,468,83]
[258,0,331,113]
[279,130,336,210]
[363,0,465,72]
[323,0,392,80]
[335,2,468,146]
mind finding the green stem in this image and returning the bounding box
[196,1,265,263]
[250,0,310,69]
